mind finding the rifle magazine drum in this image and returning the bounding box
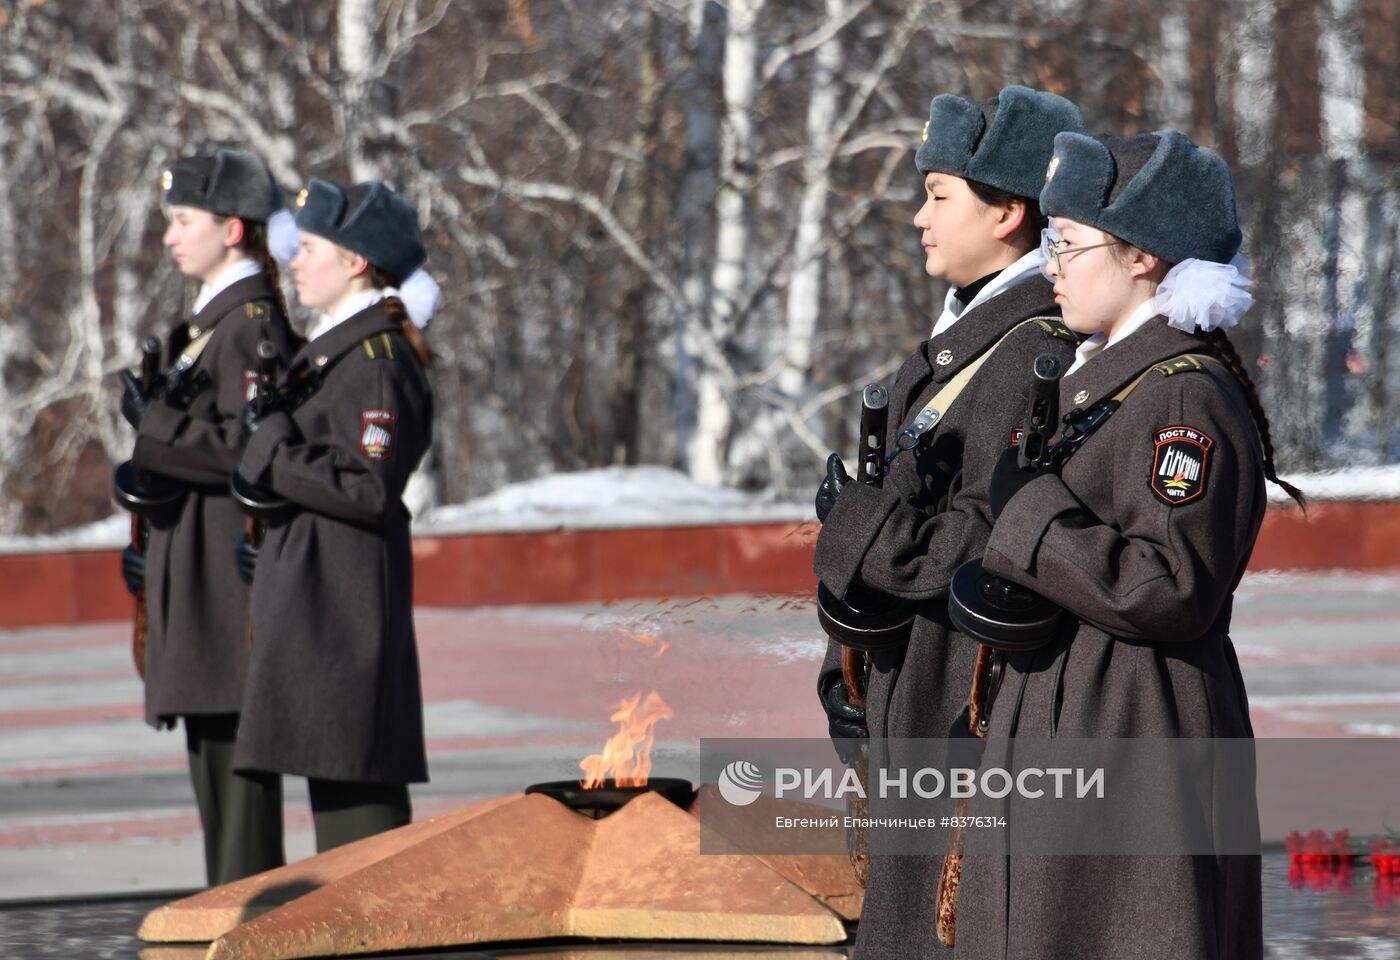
[816,580,917,651]
[948,558,1062,651]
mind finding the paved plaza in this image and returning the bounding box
[2,573,1399,954]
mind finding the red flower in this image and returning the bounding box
[1286,829,1354,863]
[1284,829,1361,893]
[1370,839,1400,878]
[1287,857,1355,893]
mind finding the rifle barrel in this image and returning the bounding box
[857,384,890,487]
[1018,354,1062,470]
[139,337,163,397]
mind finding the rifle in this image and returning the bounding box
[245,340,281,550]
[936,353,1065,945]
[112,337,183,679]
[813,383,917,888]
[841,383,890,707]
[816,385,917,662]
[230,341,292,636]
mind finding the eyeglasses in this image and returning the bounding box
[1040,227,1121,278]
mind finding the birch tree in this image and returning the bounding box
[3,0,1399,534]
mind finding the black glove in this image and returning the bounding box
[235,537,259,585]
[815,453,852,524]
[121,545,145,596]
[987,445,1044,520]
[824,680,868,765]
[120,370,152,429]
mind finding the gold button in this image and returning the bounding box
[161,169,173,190]
[188,324,200,338]
[315,355,328,367]
[296,188,308,209]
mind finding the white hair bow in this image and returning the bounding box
[1156,253,1254,334]
[266,208,301,265]
[388,268,441,329]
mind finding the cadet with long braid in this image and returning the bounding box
[952,131,1297,959]
[233,179,437,851]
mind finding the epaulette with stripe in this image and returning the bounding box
[1154,354,1211,377]
[1032,316,1080,344]
[362,331,396,360]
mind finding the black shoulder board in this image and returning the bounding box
[1032,317,1080,344]
[1154,354,1209,377]
[362,332,396,361]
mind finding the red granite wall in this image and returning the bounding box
[1,503,1395,629]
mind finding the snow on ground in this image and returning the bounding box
[1268,464,1400,503]
[416,465,809,534]
[5,463,1399,554]
[0,514,130,556]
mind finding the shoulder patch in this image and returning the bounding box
[1150,425,1214,506]
[1032,317,1080,344]
[1154,354,1208,377]
[360,409,397,461]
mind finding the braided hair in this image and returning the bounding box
[367,265,434,368]
[240,221,291,324]
[209,215,291,324]
[1198,328,1306,509]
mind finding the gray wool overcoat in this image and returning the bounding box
[232,302,431,785]
[132,273,298,726]
[952,319,1265,960]
[813,275,1078,959]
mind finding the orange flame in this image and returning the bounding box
[579,689,673,789]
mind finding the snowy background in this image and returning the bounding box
[3,0,1398,537]
[4,462,1399,555]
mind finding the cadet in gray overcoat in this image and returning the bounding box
[121,149,301,885]
[233,179,436,852]
[953,132,1304,960]
[811,86,1085,958]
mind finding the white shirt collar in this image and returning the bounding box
[1064,295,1162,377]
[193,258,263,315]
[930,246,1047,338]
[307,288,390,342]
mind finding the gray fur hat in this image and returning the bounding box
[294,179,426,284]
[1039,131,1243,265]
[162,149,284,223]
[915,85,1085,199]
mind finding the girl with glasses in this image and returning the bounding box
[958,131,1304,960]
